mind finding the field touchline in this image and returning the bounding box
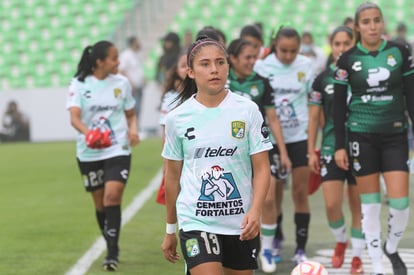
[65,169,163,275]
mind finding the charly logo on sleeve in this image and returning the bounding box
[195,165,244,217]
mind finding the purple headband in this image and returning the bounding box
[187,40,224,66]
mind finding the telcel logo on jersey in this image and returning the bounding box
[194,146,238,158]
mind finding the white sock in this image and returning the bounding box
[329,217,347,243]
[351,227,365,257]
[386,207,409,254]
[351,237,365,257]
[361,202,384,273]
[261,223,277,250]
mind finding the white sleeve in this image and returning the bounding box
[66,79,81,109]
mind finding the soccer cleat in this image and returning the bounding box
[102,256,118,271]
[259,249,277,273]
[332,241,348,268]
[272,238,283,263]
[350,256,364,274]
[292,249,308,265]
[383,242,407,275]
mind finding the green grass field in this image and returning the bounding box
[1,138,414,274]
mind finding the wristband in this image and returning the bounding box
[166,223,177,234]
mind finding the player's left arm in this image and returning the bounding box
[125,109,139,146]
[240,151,270,241]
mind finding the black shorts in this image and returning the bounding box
[77,155,131,192]
[348,132,409,176]
[271,140,308,179]
[320,154,355,184]
[179,230,259,272]
[269,145,288,179]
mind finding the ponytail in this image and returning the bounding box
[74,41,114,82]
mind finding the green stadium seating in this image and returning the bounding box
[146,0,414,80]
[2,0,414,89]
[0,0,134,89]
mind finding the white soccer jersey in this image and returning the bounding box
[66,74,136,161]
[254,54,315,143]
[162,91,272,235]
[159,90,180,126]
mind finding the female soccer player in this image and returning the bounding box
[254,25,315,265]
[227,38,290,273]
[66,41,139,271]
[308,26,364,274]
[334,3,414,275]
[161,36,272,275]
[156,50,187,205]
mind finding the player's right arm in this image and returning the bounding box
[69,107,89,135]
[161,158,182,263]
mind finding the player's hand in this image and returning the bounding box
[280,152,292,174]
[100,130,112,148]
[128,131,140,147]
[308,151,320,174]
[161,234,180,263]
[239,209,260,241]
[85,128,102,149]
[334,149,349,170]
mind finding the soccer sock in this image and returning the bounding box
[295,212,310,252]
[261,223,277,250]
[351,227,365,258]
[386,197,409,254]
[104,205,121,258]
[95,210,106,233]
[275,213,284,240]
[328,216,347,243]
[360,193,384,273]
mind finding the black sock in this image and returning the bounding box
[275,213,284,240]
[104,205,121,258]
[95,210,106,235]
[295,212,310,252]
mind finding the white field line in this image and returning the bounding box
[65,169,163,275]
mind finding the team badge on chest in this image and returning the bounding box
[231,121,245,139]
[113,88,122,99]
[387,54,397,67]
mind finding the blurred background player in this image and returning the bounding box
[300,31,327,74]
[393,22,412,54]
[66,40,140,271]
[0,100,30,142]
[239,24,267,59]
[156,32,181,88]
[254,25,315,265]
[308,26,365,274]
[334,3,414,275]
[119,36,146,121]
[156,49,187,205]
[227,38,291,273]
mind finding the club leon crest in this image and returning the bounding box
[231,121,245,139]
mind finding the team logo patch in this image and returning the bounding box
[353,159,361,171]
[387,54,397,67]
[335,69,348,81]
[113,88,122,98]
[297,71,305,82]
[250,85,259,97]
[309,91,322,103]
[231,121,245,139]
[186,238,200,257]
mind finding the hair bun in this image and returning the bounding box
[195,35,209,42]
